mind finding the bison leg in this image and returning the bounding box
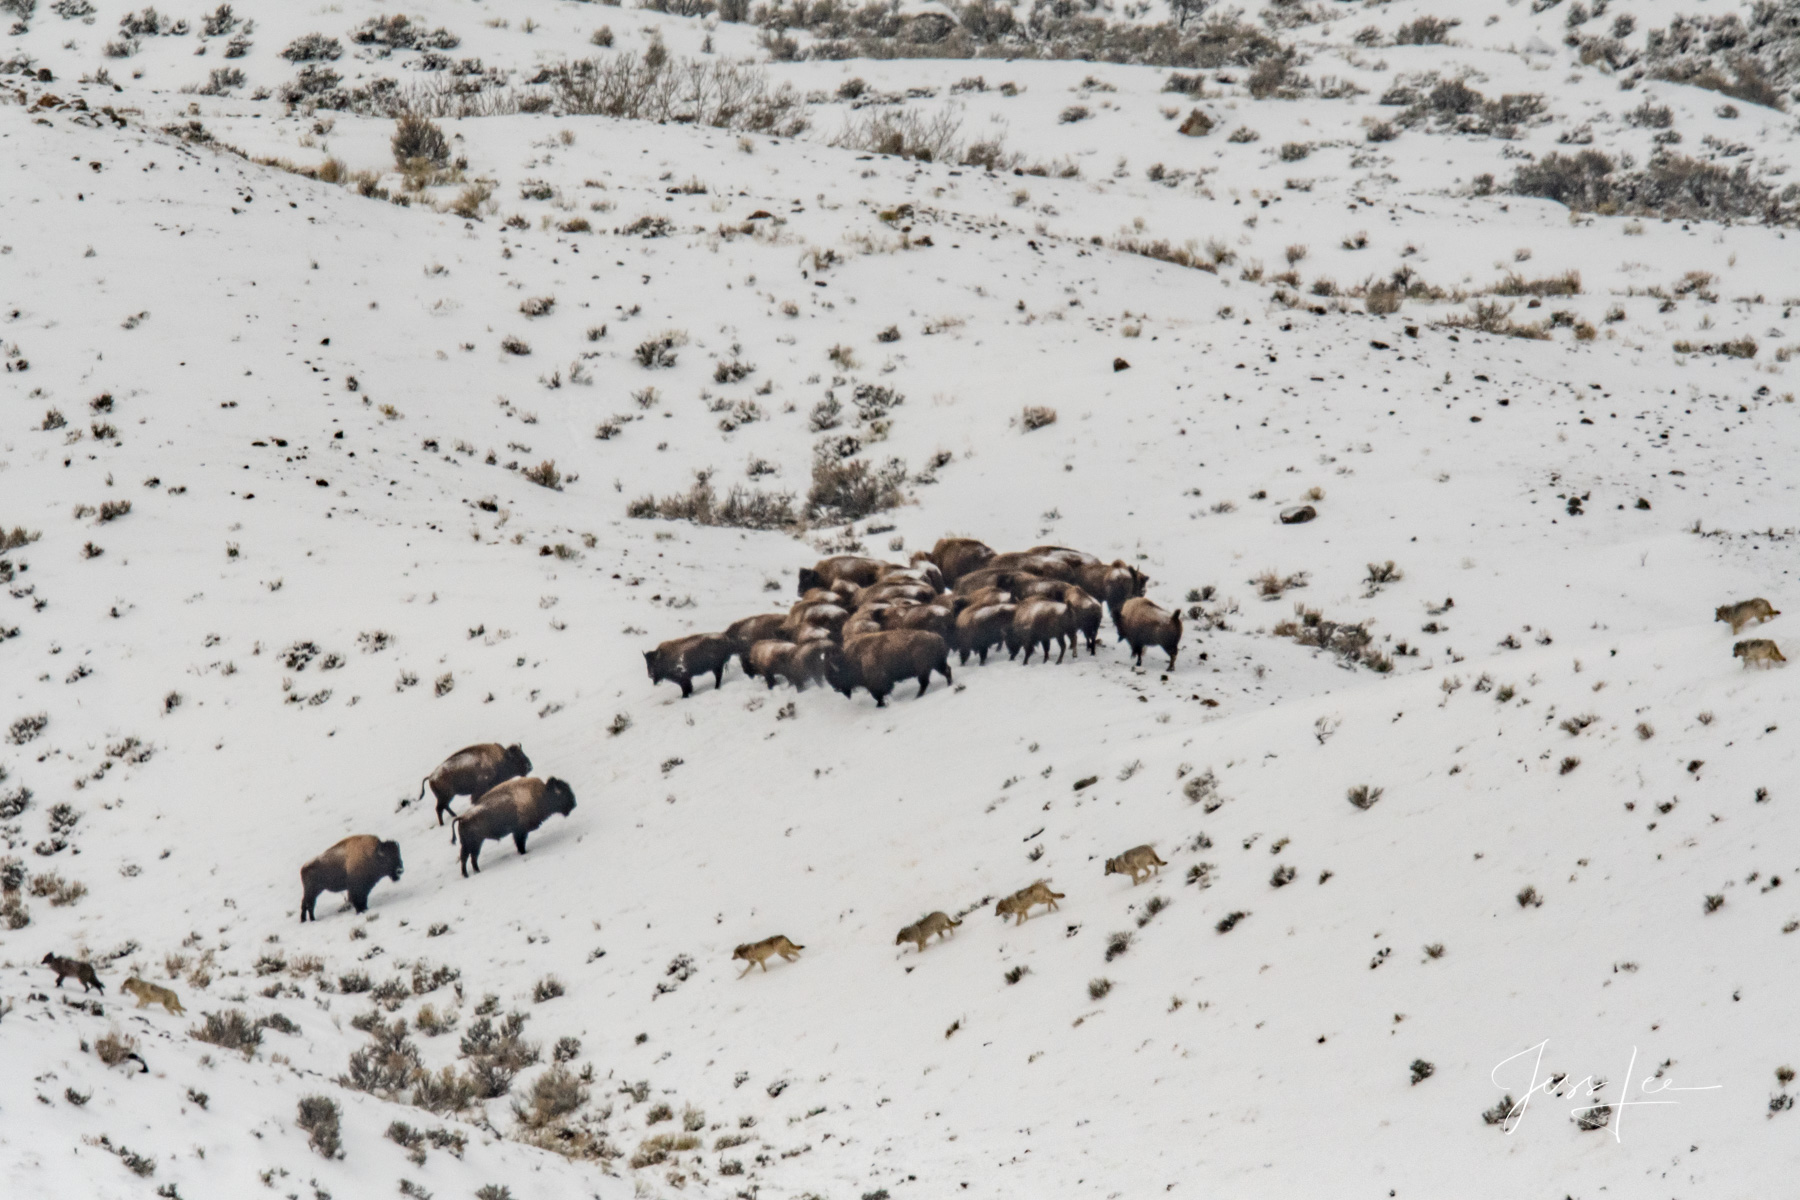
[678,674,693,698]
[872,684,890,707]
[1055,637,1067,665]
[1166,646,1179,670]
[917,670,932,698]
[350,886,370,914]
[432,780,457,825]
[712,665,725,689]
[938,657,952,686]
[514,831,529,855]
[300,888,317,922]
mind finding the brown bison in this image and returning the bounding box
[773,641,835,690]
[841,609,889,641]
[797,555,889,594]
[744,638,797,685]
[453,777,577,877]
[860,581,939,606]
[924,538,995,586]
[952,566,1040,598]
[1009,598,1075,664]
[1027,545,1101,568]
[885,602,954,639]
[1117,597,1182,668]
[1058,587,1104,654]
[988,552,1079,583]
[645,633,734,697]
[954,602,1015,664]
[725,613,790,670]
[419,743,531,825]
[876,562,946,592]
[784,601,850,641]
[1076,561,1149,625]
[826,630,953,706]
[300,834,403,922]
[953,585,1015,614]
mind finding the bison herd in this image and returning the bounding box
[646,537,1185,707]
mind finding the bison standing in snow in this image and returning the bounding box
[300,835,403,922]
[453,777,576,877]
[825,630,953,706]
[645,633,734,697]
[419,742,531,825]
[1117,597,1182,668]
[923,537,995,586]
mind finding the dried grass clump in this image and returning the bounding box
[807,451,907,524]
[94,1028,138,1065]
[190,1009,262,1057]
[1491,270,1581,297]
[391,112,450,169]
[628,475,797,531]
[1271,604,1392,672]
[1020,405,1057,431]
[522,460,562,491]
[1437,300,1549,341]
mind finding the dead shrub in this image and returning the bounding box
[522,460,562,491]
[94,1028,137,1065]
[297,1095,343,1158]
[513,1064,588,1127]
[807,452,906,524]
[1394,17,1456,45]
[628,475,796,530]
[190,1009,262,1057]
[391,112,449,167]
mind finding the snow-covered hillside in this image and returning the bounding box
[4,0,1800,1196]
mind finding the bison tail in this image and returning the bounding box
[449,819,460,847]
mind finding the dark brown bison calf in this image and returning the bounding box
[954,602,1015,664]
[454,777,577,877]
[725,613,789,670]
[300,835,403,922]
[645,633,734,697]
[773,641,835,690]
[744,638,796,686]
[1009,598,1075,664]
[826,630,953,706]
[1117,597,1183,668]
[420,742,531,825]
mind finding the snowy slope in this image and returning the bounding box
[4,1,1800,1197]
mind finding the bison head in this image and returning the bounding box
[643,648,666,681]
[796,567,826,594]
[544,777,577,815]
[376,839,404,881]
[505,744,532,776]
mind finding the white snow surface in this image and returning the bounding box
[3,1,1800,1197]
